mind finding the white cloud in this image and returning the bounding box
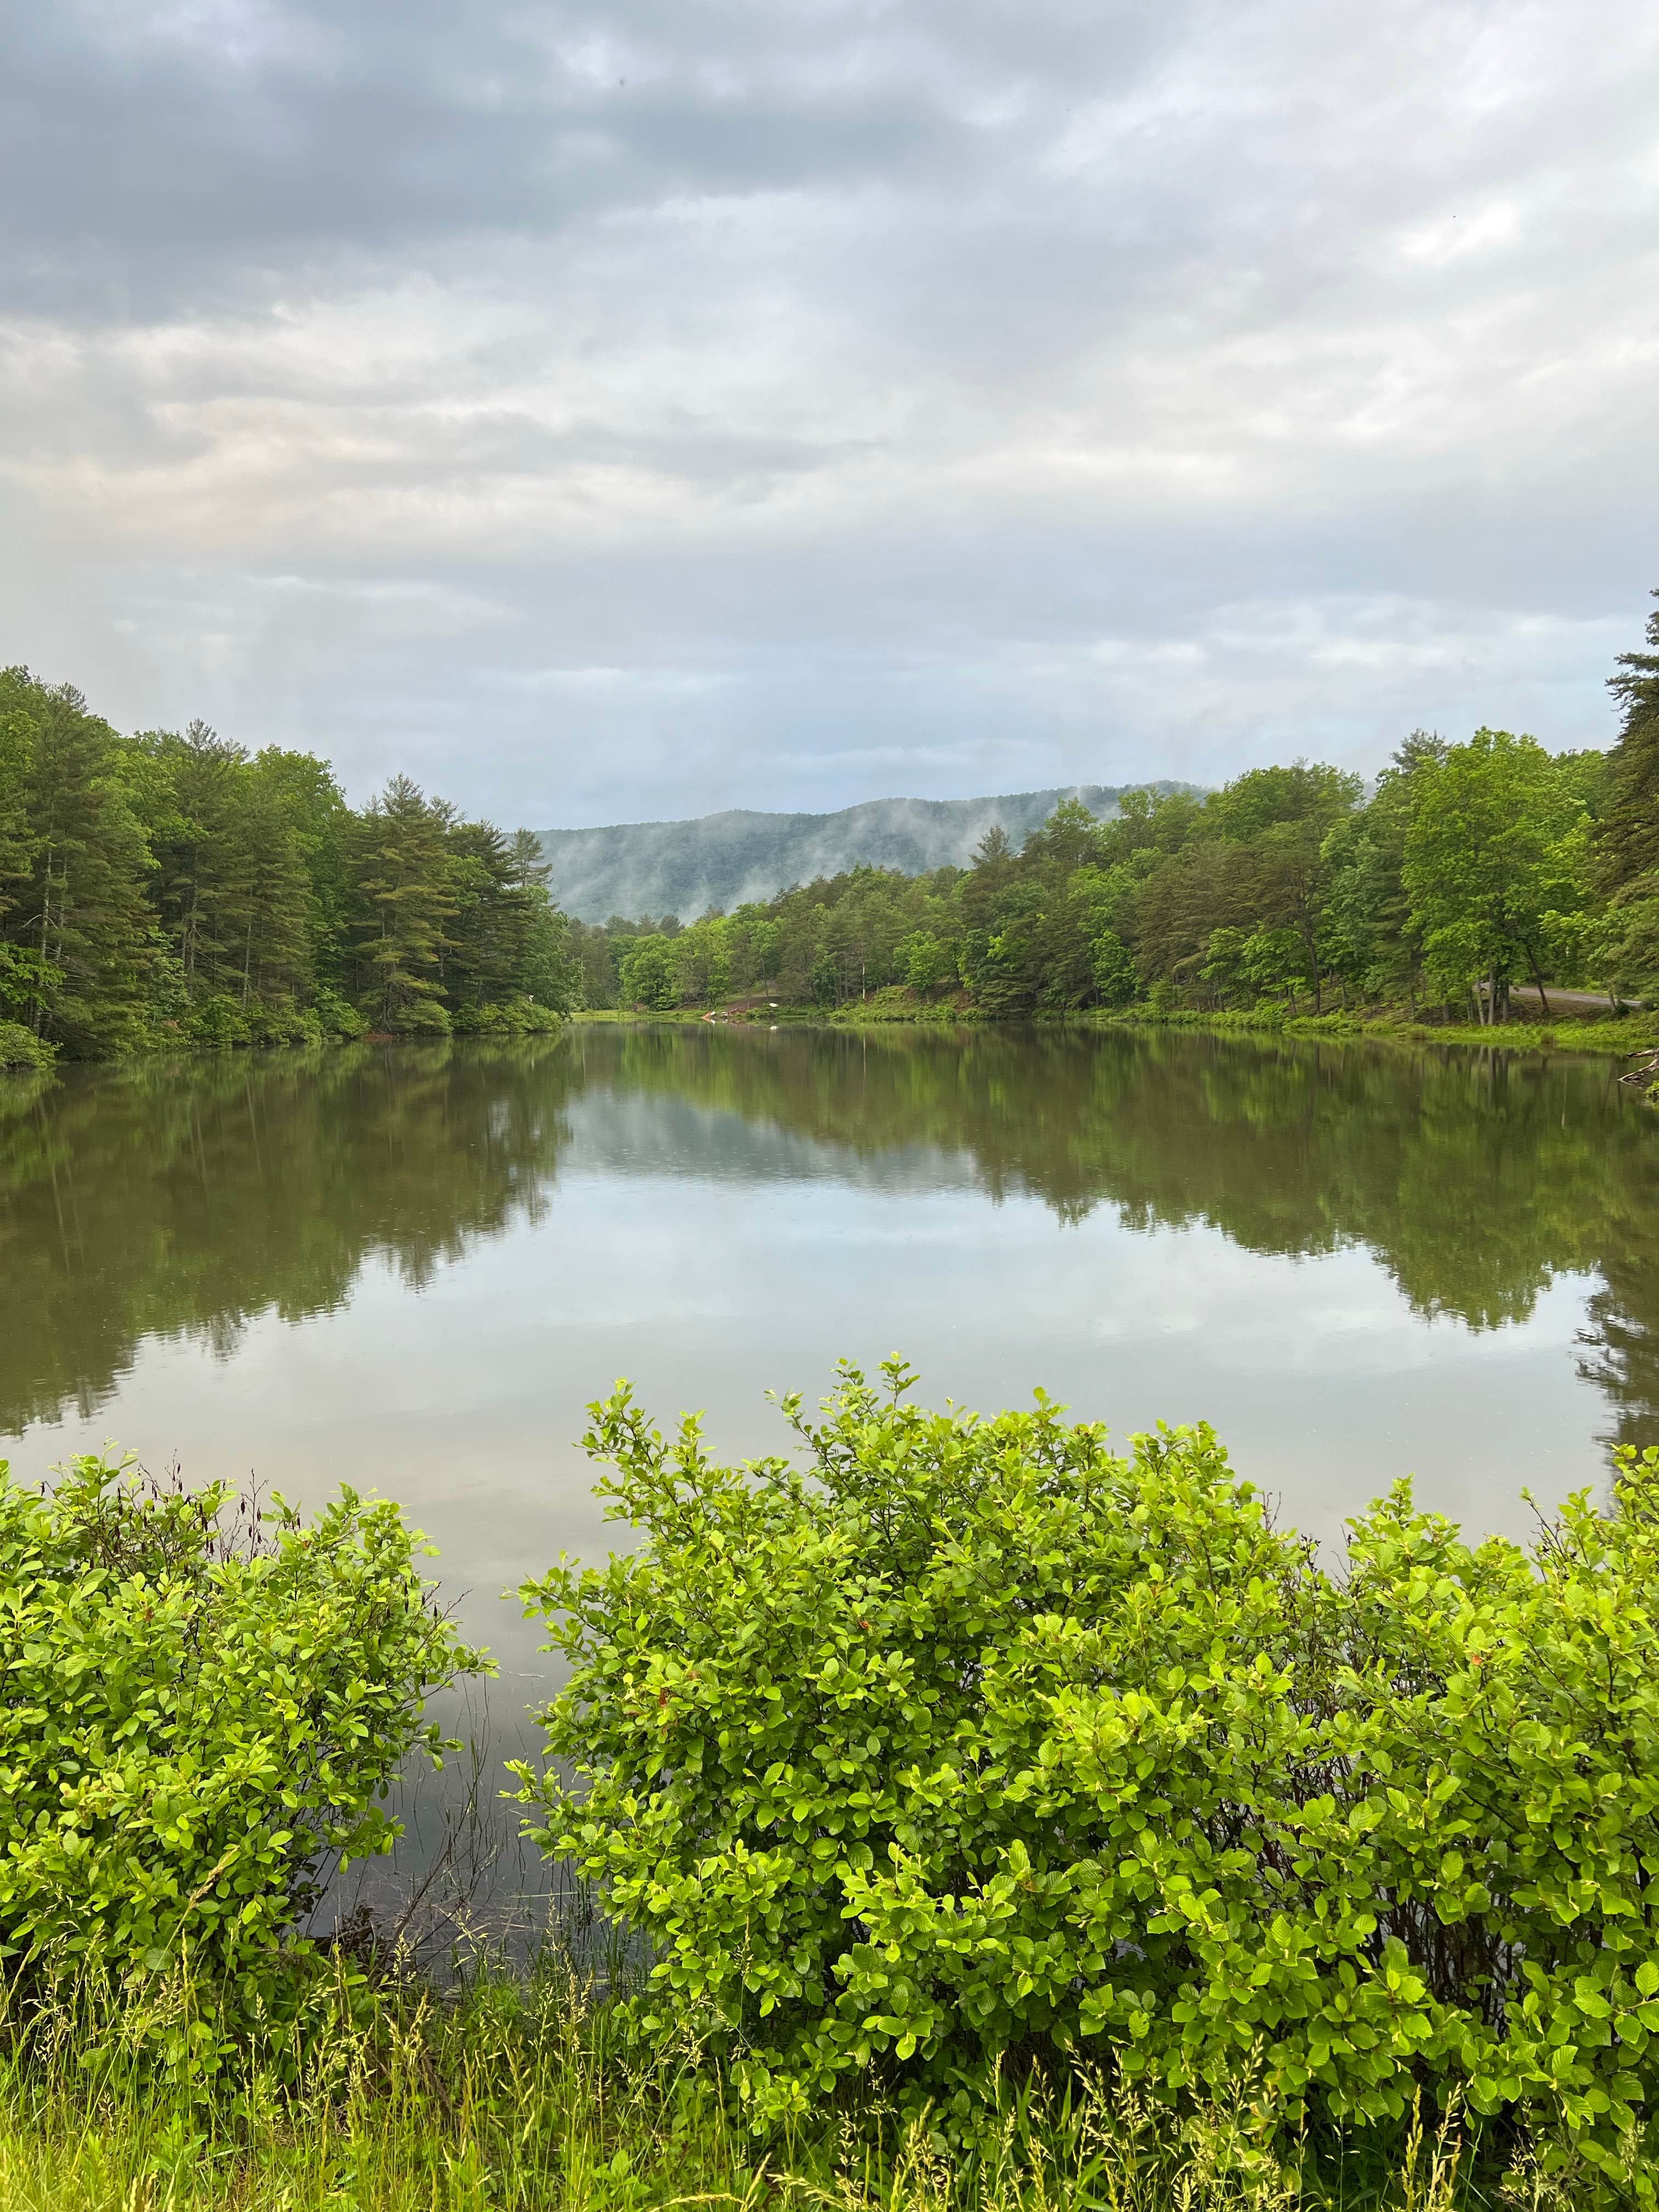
[0,0,1655,817]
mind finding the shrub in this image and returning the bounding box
[518,1362,1659,2197]
[0,1021,53,1071]
[311,986,369,1042]
[452,996,563,1037]
[0,1454,488,2057]
[384,997,452,1037]
[244,1001,314,1048]
[182,993,252,1049]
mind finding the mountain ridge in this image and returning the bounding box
[538,781,1199,923]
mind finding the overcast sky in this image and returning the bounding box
[2,0,1656,826]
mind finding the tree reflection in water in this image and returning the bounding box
[1,1024,1655,1453]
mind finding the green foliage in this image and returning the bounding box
[1590,591,1659,1004]
[9,589,1659,1045]
[618,934,682,1011]
[122,721,314,1015]
[0,671,155,1054]
[452,995,565,1036]
[0,1019,54,1070]
[520,1363,1659,2194]
[1595,588,1659,900]
[0,1452,487,2051]
[0,670,575,1055]
[183,990,253,1049]
[899,930,956,997]
[1402,732,1592,1021]
[567,595,1659,1026]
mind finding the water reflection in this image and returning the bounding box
[0,1041,574,1432]
[574,1024,1659,1440]
[1,1022,1656,1463]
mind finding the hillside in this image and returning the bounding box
[538,782,1197,923]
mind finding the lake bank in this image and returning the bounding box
[1085,1001,1659,1059]
[571,996,1659,1060]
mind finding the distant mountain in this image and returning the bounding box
[538,782,1198,924]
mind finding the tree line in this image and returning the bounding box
[4,591,1656,1053]
[0,667,577,1061]
[577,592,1659,1023]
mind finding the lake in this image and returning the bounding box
[3,1020,1656,1738]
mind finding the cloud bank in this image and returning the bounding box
[2,0,1655,823]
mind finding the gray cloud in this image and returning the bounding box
[0,0,1655,824]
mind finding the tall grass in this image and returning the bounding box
[0,1938,1594,2212]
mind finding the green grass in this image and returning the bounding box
[0,1950,1593,2212]
[1083,1004,1659,1060]
[569,1008,714,1024]
[569,997,1659,1063]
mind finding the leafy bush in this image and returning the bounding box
[519,1363,1659,2197]
[0,1020,53,1071]
[382,997,452,1037]
[182,993,253,1049]
[311,986,369,1041]
[0,1454,487,2053]
[452,996,563,1036]
[244,1001,314,1048]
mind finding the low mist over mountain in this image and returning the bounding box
[538,783,1197,924]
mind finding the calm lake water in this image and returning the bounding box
[3,1022,1657,1720]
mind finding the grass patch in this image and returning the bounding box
[0,1949,1580,2211]
[569,1008,713,1024]
[572,996,1659,1062]
[1085,1004,1659,1059]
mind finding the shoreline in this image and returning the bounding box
[569,1000,1659,1063]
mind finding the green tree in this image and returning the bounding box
[1403,731,1592,1022]
[1322,735,1445,1007]
[899,929,955,996]
[119,723,315,1020]
[253,746,354,988]
[444,816,527,1011]
[1595,588,1659,895]
[0,673,153,1053]
[347,776,458,1032]
[618,933,679,1010]
[1591,592,1659,1001]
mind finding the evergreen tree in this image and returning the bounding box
[347,776,458,1031]
[1590,592,1659,1000]
[444,816,523,1011]
[0,673,153,1052]
[122,723,314,1013]
[253,747,353,989]
[1595,588,1659,895]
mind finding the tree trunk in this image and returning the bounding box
[1521,939,1551,1020]
[34,855,52,1034]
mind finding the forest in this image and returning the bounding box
[577,595,1659,1024]
[0,666,577,1066]
[4,593,1656,1059]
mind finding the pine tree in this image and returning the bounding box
[444,817,523,1011]
[347,776,457,1032]
[252,747,353,989]
[0,674,153,1052]
[233,770,314,1007]
[1594,589,1659,895]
